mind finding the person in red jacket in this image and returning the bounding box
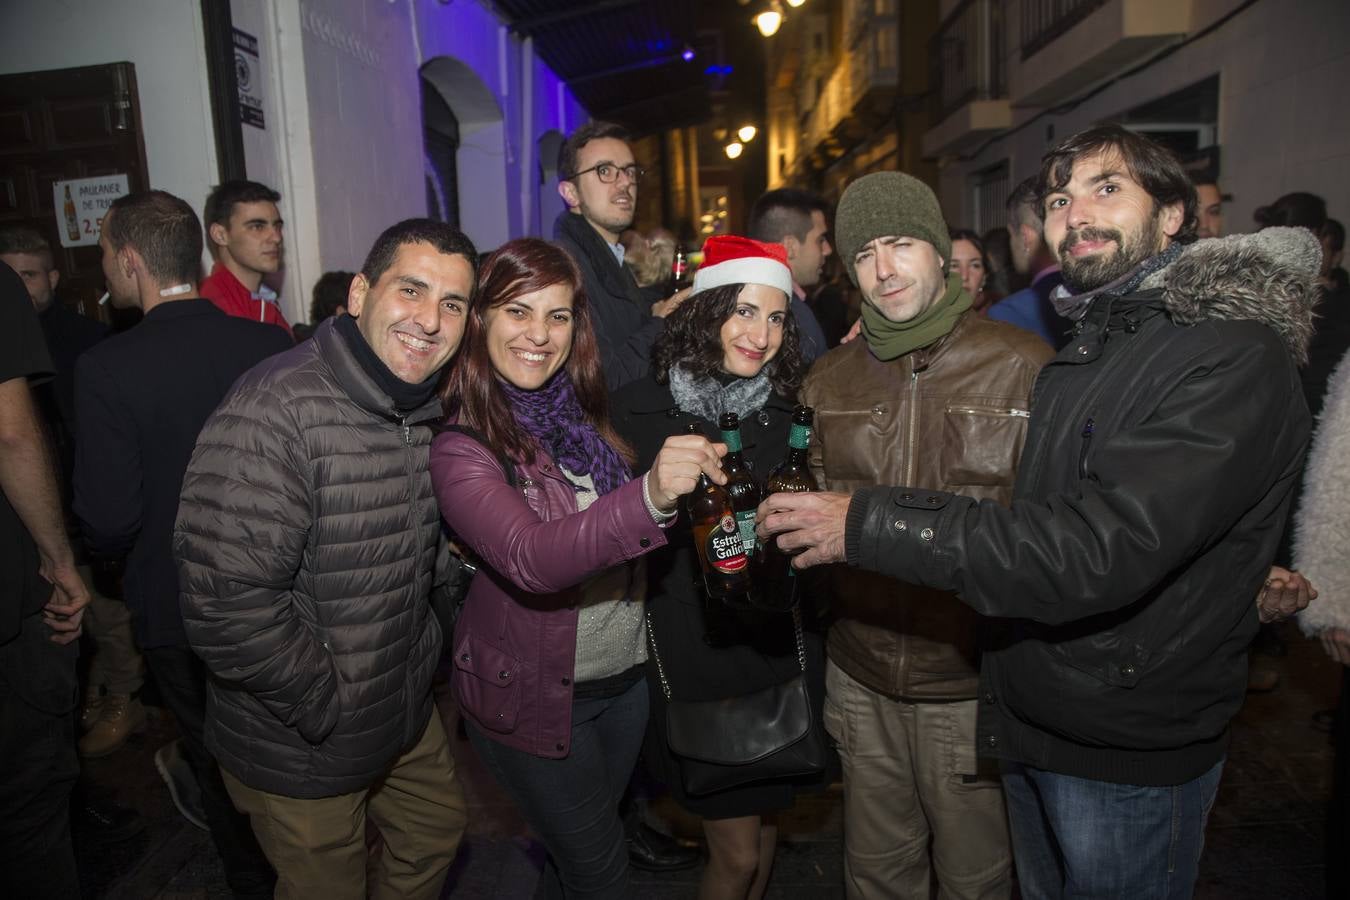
[200,180,291,336]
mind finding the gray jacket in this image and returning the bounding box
[175,317,443,798]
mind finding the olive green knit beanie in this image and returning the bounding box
[835,172,951,285]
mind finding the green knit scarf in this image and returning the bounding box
[860,271,971,361]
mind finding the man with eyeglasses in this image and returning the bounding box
[554,121,688,390]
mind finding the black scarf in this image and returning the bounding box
[334,314,440,413]
[1051,242,1185,321]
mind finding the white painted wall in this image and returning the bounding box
[0,0,218,237]
[935,0,1350,237]
[3,0,593,321]
[231,0,313,321]
[291,0,589,275]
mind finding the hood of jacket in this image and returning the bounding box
[1140,226,1321,366]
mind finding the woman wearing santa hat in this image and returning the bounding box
[612,235,828,900]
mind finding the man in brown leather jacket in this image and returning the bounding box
[802,171,1051,899]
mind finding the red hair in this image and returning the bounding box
[440,238,633,466]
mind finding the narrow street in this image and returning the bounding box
[81,622,1338,899]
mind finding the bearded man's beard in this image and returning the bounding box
[1058,214,1165,293]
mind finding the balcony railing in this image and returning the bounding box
[930,0,1006,124]
[1021,0,1110,59]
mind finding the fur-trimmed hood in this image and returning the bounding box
[1141,226,1321,365]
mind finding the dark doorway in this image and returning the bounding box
[421,74,461,229]
[0,62,150,326]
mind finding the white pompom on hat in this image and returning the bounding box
[690,235,794,297]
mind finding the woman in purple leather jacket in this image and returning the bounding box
[430,238,723,899]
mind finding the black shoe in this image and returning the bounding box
[73,792,145,845]
[626,820,699,872]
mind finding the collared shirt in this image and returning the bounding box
[608,241,626,267]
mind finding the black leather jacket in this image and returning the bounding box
[844,229,1320,786]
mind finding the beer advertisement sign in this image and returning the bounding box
[53,174,129,249]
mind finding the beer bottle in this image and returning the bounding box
[718,412,761,557]
[63,185,80,242]
[757,405,818,610]
[671,244,691,291]
[684,423,753,601]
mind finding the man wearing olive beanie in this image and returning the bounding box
[799,171,1052,899]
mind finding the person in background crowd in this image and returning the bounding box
[0,226,146,762]
[612,235,825,900]
[987,176,1069,348]
[0,262,91,900]
[293,269,354,342]
[647,227,678,288]
[1193,175,1226,239]
[620,229,667,291]
[432,237,724,899]
[806,250,856,349]
[1321,219,1347,292]
[1254,191,1327,233]
[948,228,995,314]
[201,180,292,337]
[1249,190,1345,420]
[177,219,475,899]
[748,188,833,364]
[760,125,1320,899]
[554,122,688,391]
[75,190,289,898]
[1292,348,1350,900]
[980,225,1019,299]
[800,172,1051,899]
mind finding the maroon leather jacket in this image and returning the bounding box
[429,430,669,758]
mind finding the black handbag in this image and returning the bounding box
[647,604,827,796]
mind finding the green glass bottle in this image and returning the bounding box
[757,405,817,611]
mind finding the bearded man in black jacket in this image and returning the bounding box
[758,125,1319,898]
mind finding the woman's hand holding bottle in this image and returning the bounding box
[648,435,727,514]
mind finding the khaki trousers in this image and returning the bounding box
[223,713,466,900]
[78,564,144,695]
[823,659,1011,900]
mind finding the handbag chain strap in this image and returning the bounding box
[645,602,807,703]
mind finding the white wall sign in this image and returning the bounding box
[53,174,130,248]
[234,28,265,129]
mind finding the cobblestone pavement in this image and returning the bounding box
[80,622,1337,899]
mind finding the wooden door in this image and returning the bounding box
[0,63,150,325]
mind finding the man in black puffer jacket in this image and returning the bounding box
[176,220,476,900]
[758,126,1319,898]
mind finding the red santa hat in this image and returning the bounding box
[691,235,793,297]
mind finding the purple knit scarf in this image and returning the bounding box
[499,371,630,496]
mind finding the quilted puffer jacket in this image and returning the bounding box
[175,317,444,799]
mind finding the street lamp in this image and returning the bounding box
[725,141,745,159]
[737,124,757,143]
[755,4,783,37]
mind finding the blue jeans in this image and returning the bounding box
[1001,758,1224,900]
[467,677,648,900]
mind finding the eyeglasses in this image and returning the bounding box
[568,162,645,184]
